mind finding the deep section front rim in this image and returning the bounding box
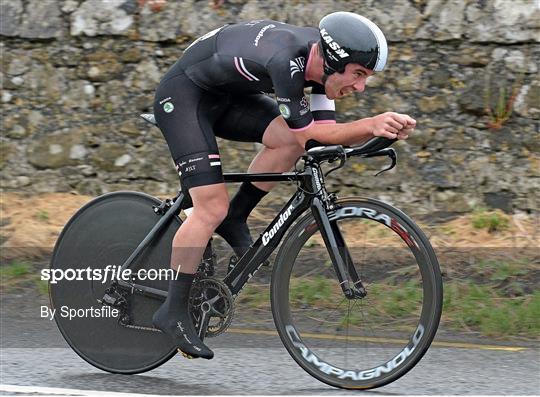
[271,197,443,389]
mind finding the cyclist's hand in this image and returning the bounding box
[396,114,416,140]
[370,112,415,140]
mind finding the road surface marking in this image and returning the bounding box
[0,384,162,396]
[226,328,528,352]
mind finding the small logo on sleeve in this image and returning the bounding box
[290,57,305,78]
[279,104,291,119]
[299,96,310,115]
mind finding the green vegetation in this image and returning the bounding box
[36,209,49,222]
[366,261,538,338]
[1,256,537,339]
[440,225,457,236]
[236,284,270,308]
[484,69,524,129]
[264,267,539,339]
[342,280,424,333]
[290,275,333,306]
[1,261,48,296]
[474,259,528,286]
[34,278,49,296]
[443,282,539,338]
[0,261,32,278]
[379,280,423,318]
[471,208,510,232]
[234,264,539,339]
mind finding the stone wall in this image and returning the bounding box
[1,0,539,215]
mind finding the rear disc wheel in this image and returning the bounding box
[49,191,180,374]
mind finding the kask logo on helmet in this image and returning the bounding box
[318,12,388,73]
[320,28,349,60]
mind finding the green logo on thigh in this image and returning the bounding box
[163,102,174,113]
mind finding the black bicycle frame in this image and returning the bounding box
[115,160,361,300]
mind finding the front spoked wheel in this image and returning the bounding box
[271,198,443,389]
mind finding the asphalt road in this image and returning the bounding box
[1,294,539,396]
[1,341,539,395]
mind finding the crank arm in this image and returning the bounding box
[197,309,211,340]
[196,294,222,339]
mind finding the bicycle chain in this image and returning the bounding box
[116,278,234,337]
[122,323,162,333]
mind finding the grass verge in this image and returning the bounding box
[236,274,539,340]
[1,260,49,296]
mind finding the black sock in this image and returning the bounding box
[159,272,194,315]
[228,182,268,222]
[215,182,268,256]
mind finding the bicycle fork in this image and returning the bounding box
[310,197,367,299]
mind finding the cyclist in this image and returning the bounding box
[152,11,416,359]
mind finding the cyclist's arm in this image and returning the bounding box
[293,112,416,148]
[292,118,375,147]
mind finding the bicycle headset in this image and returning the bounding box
[318,11,388,75]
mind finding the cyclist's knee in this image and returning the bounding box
[283,143,305,159]
[192,202,228,229]
[189,184,229,228]
[262,116,301,149]
[271,143,304,165]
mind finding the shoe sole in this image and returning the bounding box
[179,349,196,360]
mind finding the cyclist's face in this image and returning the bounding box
[325,64,374,99]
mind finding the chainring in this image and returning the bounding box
[189,277,234,338]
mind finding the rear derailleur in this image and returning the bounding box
[98,283,131,326]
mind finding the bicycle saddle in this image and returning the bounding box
[140,113,158,126]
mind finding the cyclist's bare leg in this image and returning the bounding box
[152,183,228,359]
[248,115,305,191]
[170,183,229,273]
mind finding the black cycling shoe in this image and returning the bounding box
[152,273,213,360]
[152,307,213,360]
[215,219,253,258]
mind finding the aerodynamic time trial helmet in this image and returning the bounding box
[318,11,388,75]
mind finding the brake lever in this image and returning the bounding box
[361,148,397,176]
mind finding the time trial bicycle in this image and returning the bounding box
[49,113,443,390]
